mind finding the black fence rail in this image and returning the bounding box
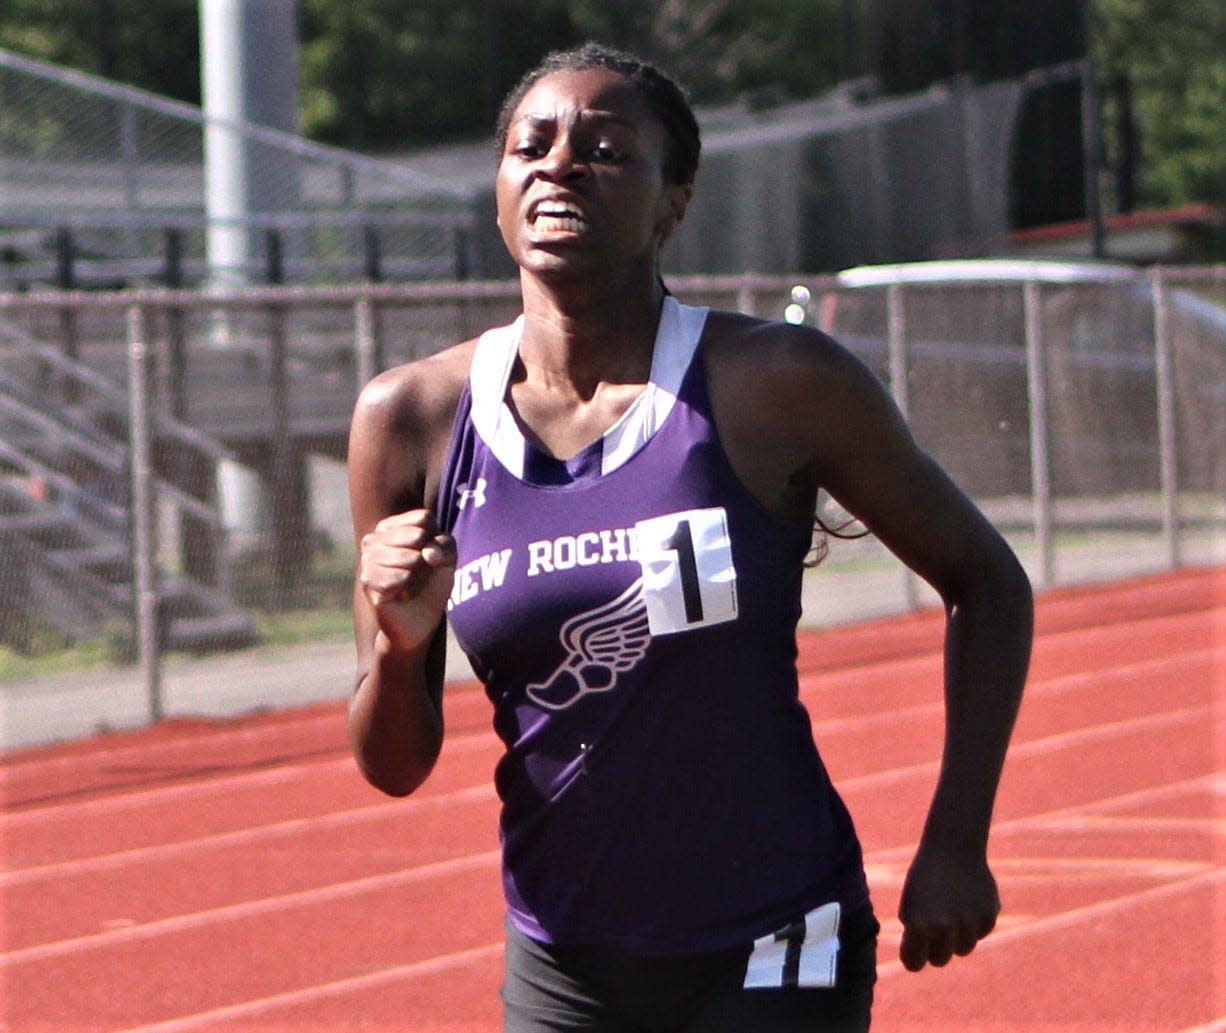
[1,265,1222,721]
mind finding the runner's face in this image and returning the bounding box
[496,67,685,281]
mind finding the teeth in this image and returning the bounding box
[533,201,584,229]
[536,215,585,232]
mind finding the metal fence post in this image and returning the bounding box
[363,225,384,283]
[1023,280,1054,589]
[267,294,306,599]
[736,284,757,317]
[119,100,141,258]
[55,229,80,400]
[1151,267,1180,568]
[355,294,381,391]
[126,304,163,723]
[886,283,921,609]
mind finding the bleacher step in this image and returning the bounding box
[165,612,259,653]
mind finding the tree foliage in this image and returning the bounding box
[0,0,1220,208]
[0,0,201,103]
[1093,0,1226,207]
[295,0,848,149]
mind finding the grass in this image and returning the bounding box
[0,636,118,682]
[5,520,1219,684]
[252,605,353,645]
[0,545,357,684]
[0,605,356,684]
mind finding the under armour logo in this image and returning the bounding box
[457,478,487,510]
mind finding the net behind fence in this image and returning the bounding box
[0,48,478,290]
[4,45,1098,295]
[819,263,1225,593]
[2,267,1216,651]
[665,68,1077,276]
[0,268,1223,725]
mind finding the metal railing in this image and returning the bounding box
[1,47,482,291]
[1,265,1223,719]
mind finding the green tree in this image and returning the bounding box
[298,0,577,148]
[1094,0,1226,207]
[559,0,847,104]
[2,0,1220,208]
[294,0,848,149]
[0,0,200,103]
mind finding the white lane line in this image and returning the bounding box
[101,868,1226,1031]
[5,732,1215,967]
[7,707,1215,892]
[109,941,504,1033]
[838,700,1213,794]
[863,771,1225,863]
[6,707,1217,895]
[1176,1019,1226,1033]
[3,587,1217,1028]
[802,603,1219,690]
[988,856,1216,880]
[3,645,1217,963]
[875,863,1226,980]
[5,635,1218,831]
[15,750,1218,894]
[9,600,1188,789]
[803,644,1221,736]
[112,863,1216,1033]
[0,727,497,825]
[0,782,497,887]
[1,754,359,822]
[2,679,490,779]
[1041,814,1226,834]
[1,849,502,966]
[1,710,342,775]
[866,855,1216,885]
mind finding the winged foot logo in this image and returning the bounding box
[524,581,651,709]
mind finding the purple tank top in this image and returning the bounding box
[437,298,868,954]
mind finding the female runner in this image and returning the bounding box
[347,43,1033,1033]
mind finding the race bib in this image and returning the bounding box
[744,902,842,989]
[635,507,738,636]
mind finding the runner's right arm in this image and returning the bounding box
[346,357,464,796]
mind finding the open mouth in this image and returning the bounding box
[531,200,587,234]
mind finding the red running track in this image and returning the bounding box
[2,565,1222,1032]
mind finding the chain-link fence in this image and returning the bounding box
[671,81,1018,275]
[4,45,1108,295]
[665,62,1090,276]
[812,261,1225,610]
[1,265,1223,723]
[0,48,480,290]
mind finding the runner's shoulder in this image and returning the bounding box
[353,338,476,442]
[701,310,868,403]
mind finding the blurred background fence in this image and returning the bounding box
[5,45,1152,292]
[0,47,481,291]
[1,265,1222,712]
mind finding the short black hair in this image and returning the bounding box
[494,42,701,187]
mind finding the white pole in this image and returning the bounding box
[126,305,162,723]
[1151,268,1180,568]
[1024,280,1054,589]
[199,0,300,290]
[199,0,300,526]
[887,284,922,609]
[200,0,251,290]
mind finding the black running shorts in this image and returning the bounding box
[501,903,879,1033]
